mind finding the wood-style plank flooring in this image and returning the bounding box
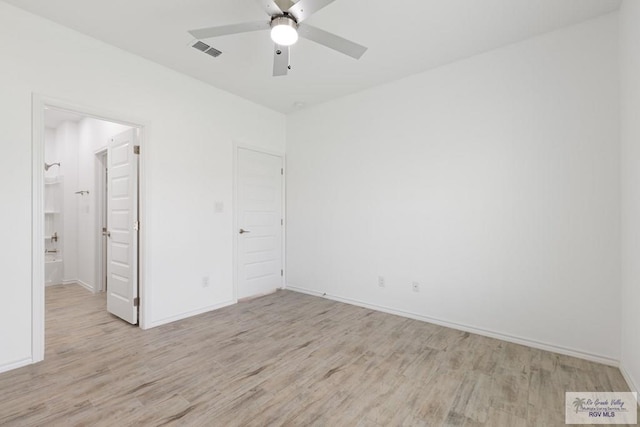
[0,284,635,426]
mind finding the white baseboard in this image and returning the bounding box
[0,357,33,374]
[286,284,619,367]
[76,280,94,293]
[49,279,81,287]
[52,280,94,292]
[620,364,640,406]
[145,300,236,329]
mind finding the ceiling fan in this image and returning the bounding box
[188,0,368,76]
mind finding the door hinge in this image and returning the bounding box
[133,145,140,155]
[133,297,139,307]
[281,269,283,277]
[281,218,283,226]
[281,168,283,175]
[134,221,140,231]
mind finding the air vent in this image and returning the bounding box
[192,41,209,52]
[192,41,222,58]
[204,47,222,57]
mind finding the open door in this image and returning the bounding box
[106,129,139,324]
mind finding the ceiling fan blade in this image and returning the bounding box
[287,0,336,23]
[275,0,296,11]
[189,21,270,40]
[298,24,367,59]
[254,0,283,16]
[273,45,290,76]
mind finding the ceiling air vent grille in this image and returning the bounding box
[192,41,222,58]
[192,41,209,52]
[204,47,222,57]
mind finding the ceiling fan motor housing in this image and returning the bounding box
[271,15,298,30]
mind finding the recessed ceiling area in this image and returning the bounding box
[4,0,621,113]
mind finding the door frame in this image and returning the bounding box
[31,94,150,363]
[232,142,286,302]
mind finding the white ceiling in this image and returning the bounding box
[5,0,621,113]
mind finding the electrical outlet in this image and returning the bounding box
[202,276,210,287]
[412,282,420,292]
[378,276,385,288]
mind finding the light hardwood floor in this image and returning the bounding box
[0,284,635,426]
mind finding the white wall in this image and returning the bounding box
[619,0,640,394]
[44,128,59,179]
[286,14,621,362]
[56,121,79,282]
[44,127,63,272]
[0,2,285,371]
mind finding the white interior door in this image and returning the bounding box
[237,148,283,300]
[107,129,139,324]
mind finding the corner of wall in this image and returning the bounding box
[620,363,639,394]
[619,0,640,403]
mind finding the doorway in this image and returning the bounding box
[32,97,147,363]
[235,146,285,300]
[96,151,108,293]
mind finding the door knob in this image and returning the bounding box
[239,229,251,234]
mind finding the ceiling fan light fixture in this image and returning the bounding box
[270,16,299,46]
